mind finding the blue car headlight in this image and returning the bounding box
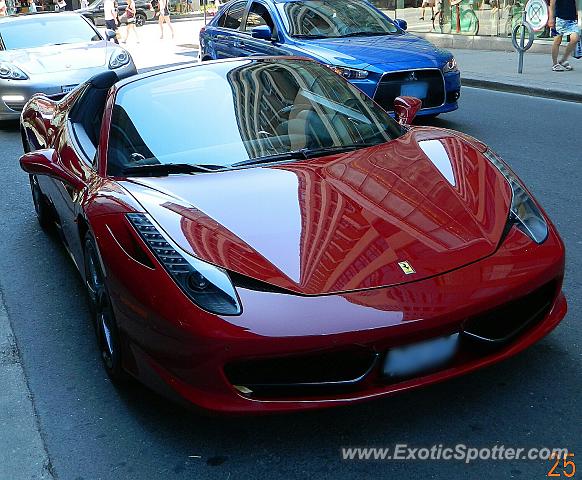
[127,213,242,315]
[484,150,548,244]
[325,65,369,80]
[0,62,29,80]
[443,57,458,73]
[108,48,131,69]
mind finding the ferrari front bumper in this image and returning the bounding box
[99,215,567,414]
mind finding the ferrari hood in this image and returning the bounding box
[121,128,511,296]
[1,41,109,75]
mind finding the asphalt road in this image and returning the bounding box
[0,88,580,480]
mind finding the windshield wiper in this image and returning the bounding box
[292,34,336,39]
[339,31,389,38]
[122,163,227,177]
[231,143,380,168]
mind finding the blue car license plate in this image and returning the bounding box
[383,333,459,378]
[400,82,428,99]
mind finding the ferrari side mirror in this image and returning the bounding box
[20,150,87,191]
[394,96,422,125]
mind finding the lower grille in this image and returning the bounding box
[4,101,25,112]
[461,281,557,344]
[225,348,379,398]
[374,69,445,110]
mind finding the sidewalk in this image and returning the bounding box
[110,19,205,70]
[0,289,53,480]
[451,48,582,102]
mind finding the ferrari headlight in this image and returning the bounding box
[0,62,29,80]
[127,213,242,315]
[443,57,458,73]
[108,48,131,69]
[325,65,369,80]
[484,150,548,244]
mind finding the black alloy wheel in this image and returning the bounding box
[84,234,126,382]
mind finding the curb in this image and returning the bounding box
[0,288,55,480]
[462,77,582,103]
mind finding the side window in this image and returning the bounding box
[221,1,246,29]
[244,2,275,32]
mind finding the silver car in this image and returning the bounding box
[0,12,137,121]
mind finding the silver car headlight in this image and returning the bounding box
[325,65,369,80]
[127,213,242,315]
[443,57,458,73]
[484,150,548,244]
[108,48,131,69]
[0,62,29,80]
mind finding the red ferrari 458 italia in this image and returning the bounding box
[19,57,566,414]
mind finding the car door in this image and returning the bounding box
[44,124,98,269]
[205,0,247,59]
[235,1,289,57]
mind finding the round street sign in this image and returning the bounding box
[525,0,549,31]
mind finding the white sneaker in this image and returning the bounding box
[552,63,567,71]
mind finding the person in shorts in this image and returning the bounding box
[420,0,435,20]
[104,0,120,44]
[122,0,139,43]
[548,0,579,71]
[157,0,174,39]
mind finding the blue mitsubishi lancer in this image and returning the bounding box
[199,0,461,117]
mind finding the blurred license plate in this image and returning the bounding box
[400,82,428,99]
[383,333,458,378]
[61,85,78,94]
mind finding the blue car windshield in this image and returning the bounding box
[107,59,404,176]
[0,16,101,50]
[276,0,400,38]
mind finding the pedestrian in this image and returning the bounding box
[29,0,37,11]
[0,0,7,15]
[122,0,139,43]
[104,0,120,43]
[157,0,174,39]
[548,0,579,71]
[420,0,435,21]
[80,0,88,8]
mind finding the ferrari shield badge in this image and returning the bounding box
[398,261,416,275]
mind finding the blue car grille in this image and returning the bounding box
[374,69,445,111]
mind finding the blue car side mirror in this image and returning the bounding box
[252,25,274,41]
[393,19,408,31]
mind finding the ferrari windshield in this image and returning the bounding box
[0,15,101,50]
[107,59,404,176]
[276,0,400,38]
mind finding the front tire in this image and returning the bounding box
[135,12,147,26]
[29,175,53,230]
[84,234,126,382]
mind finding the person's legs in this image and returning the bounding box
[561,31,579,63]
[164,16,174,37]
[159,15,164,38]
[552,34,563,65]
